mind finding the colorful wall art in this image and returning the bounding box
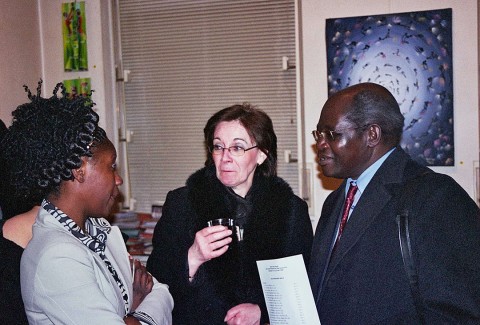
[63,77,91,98]
[326,8,453,166]
[62,1,88,71]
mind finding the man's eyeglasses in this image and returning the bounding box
[312,125,368,142]
[209,144,258,156]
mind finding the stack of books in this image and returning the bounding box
[112,209,162,259]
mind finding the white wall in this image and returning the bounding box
[0,1,41,124]
[300,0,479,227]
[24,0,478,225]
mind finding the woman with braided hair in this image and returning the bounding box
[2,81,173,324]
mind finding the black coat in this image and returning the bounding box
[147,166,313,324]
[0,220,29,325]
[308,147,480,324]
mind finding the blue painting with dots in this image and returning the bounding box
[326,8,453,166]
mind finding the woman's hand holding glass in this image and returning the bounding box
[187,225,232,279]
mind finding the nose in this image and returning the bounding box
[220,148,233,161]
[115,172,123,186]
[315,137,329,151]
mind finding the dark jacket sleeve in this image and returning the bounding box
[407,173,480,323]
[259,195,313,324]
[284,195,313,267]
[146,189,194,319]
[0,231,29,325]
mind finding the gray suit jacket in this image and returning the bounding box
[308,147,480,324]
[21,207,173,325]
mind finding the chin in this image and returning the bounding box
[218,175,237,185]
[321,169,342,179]
[320,167,333,177]
[220,180,237,188]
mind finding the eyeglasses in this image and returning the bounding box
[209,144,258,156]
[312,125,368,143]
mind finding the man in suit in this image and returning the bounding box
[308,82,480,324]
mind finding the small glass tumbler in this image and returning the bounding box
[207,218,236,248]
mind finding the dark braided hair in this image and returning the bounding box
[1,80,107,206]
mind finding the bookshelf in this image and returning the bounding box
[112,207,162,264]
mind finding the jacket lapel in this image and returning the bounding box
[327,183,391,268]
[319,148,411,300]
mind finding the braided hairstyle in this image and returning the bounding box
[1,80,107,206]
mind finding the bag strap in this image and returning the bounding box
[396,212,425,324]
[395,171,431,325]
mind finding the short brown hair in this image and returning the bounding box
[204,103,277,177]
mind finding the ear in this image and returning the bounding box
[72,159,87,183]
[366,124,382,147]
[257,150,268,165]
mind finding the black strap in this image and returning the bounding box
[396,171,431,325]
[396,212,426,324]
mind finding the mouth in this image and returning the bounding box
[318,155,333,166]
[110,190,119,202]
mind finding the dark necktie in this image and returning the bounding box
[335,182,358,246]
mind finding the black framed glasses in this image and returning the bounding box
[312,125,368,142]
[209,144,258,156]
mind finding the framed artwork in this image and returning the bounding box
[62,1,88,71]
[63,77,91,98]
[326,8,453,166]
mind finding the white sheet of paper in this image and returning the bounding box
[257,254,321,325]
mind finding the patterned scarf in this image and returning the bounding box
[42,199,129,315]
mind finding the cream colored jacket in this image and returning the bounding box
[21,207,173,325]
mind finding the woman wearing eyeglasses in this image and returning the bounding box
[147,103,313,325]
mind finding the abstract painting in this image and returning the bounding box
[326,8,453,166]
